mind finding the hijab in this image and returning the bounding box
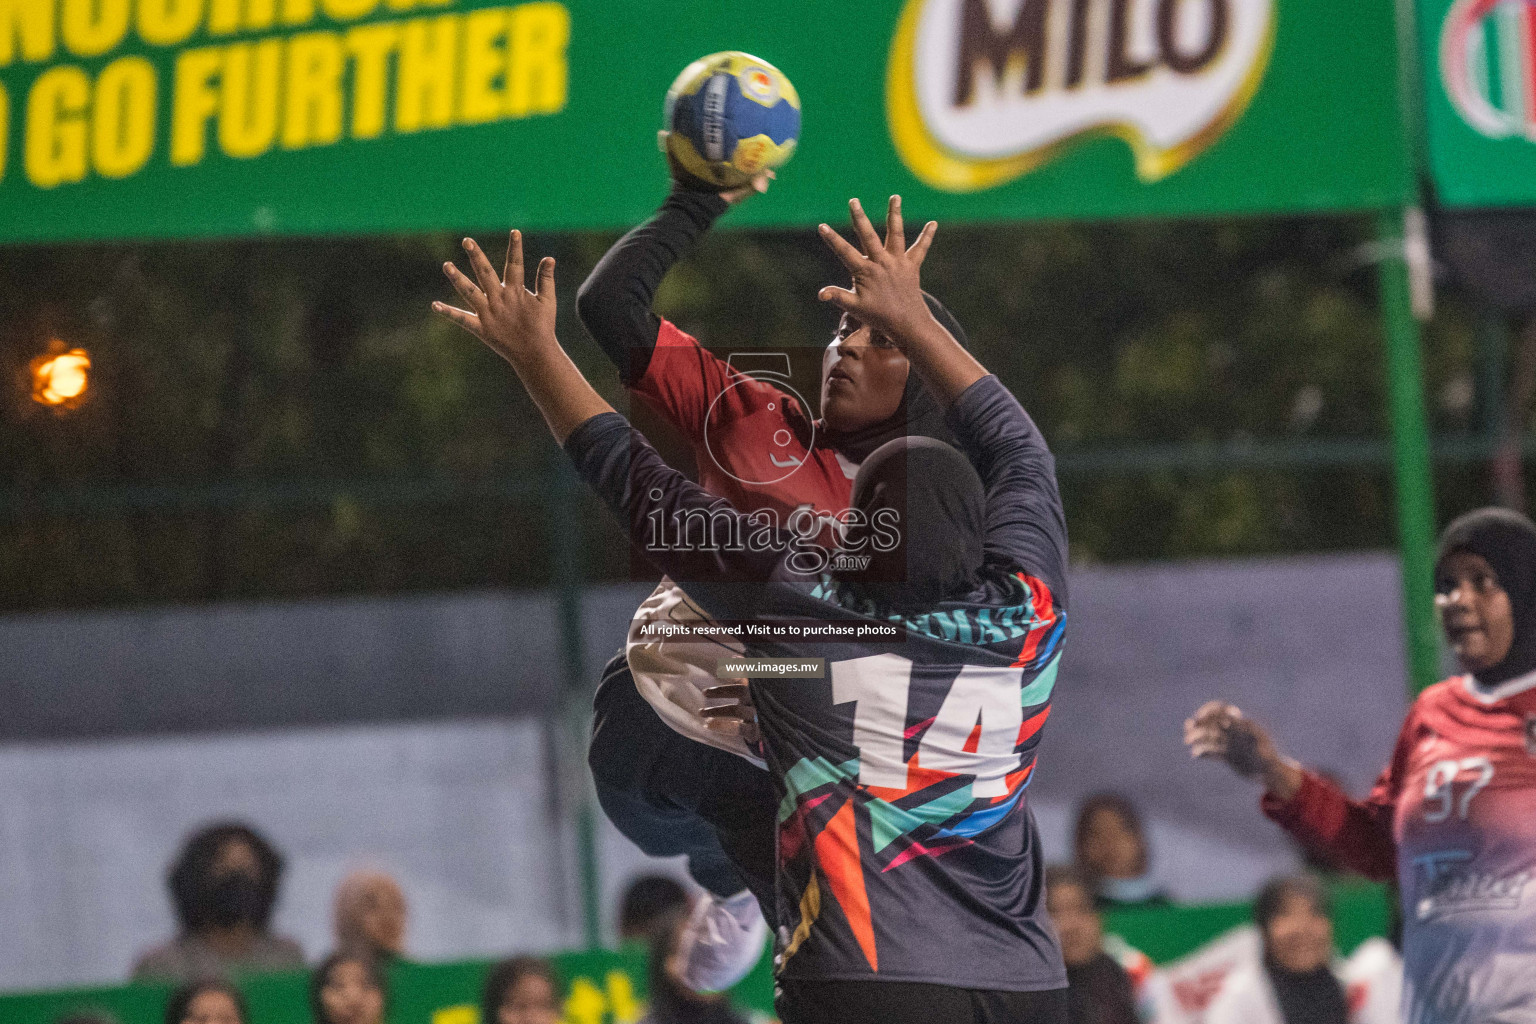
[838,435,986,614]
[816,292,967,462]
[1254,876,1348,1024]
[1436,507,1536,684]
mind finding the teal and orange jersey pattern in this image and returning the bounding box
[761,573,1066,990]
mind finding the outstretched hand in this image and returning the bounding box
[432,229,613,443]
[816,195,937,345]
[1184,700,1303,800]
[433,230,557,367]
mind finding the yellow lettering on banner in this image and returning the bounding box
[219,39,279,157]
[604,971,640,1023]
[92,55,156,177]
[25,66,89,188]
[395,14,456,133]
[281,0,316,27]
[322,0,378,21]
[170,46,221,165]
[345,22,397,139]
[208,0,277,34]
[248,0,277,30]
[62,0,130,58]
[507,2,568,117]
[0,83,8,182]
[208,0,236,32]
[459,7,507,124]
[1,0,56,66]
[282,31,342,149]
[138,0,203,45]
[563,978,606,1024]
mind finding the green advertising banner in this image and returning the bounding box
[1420,0,1536,207]
[0,0,1409,243]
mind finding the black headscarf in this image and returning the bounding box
[1255,876,1348,1024]
[1435,507,1536,684]
[816,292,967,462]
[838,435,986,614]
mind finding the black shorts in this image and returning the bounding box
[775,979,1068,1024]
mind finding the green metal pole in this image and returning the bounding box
[1376,207,1440,693]
[552,456,602,949]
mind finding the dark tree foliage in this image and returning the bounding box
[0,215,1503,611]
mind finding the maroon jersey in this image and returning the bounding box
[631,320,856,525]
[1266,674,1536,1023]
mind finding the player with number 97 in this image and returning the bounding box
[1185,507,1536,1024]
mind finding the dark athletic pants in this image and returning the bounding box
[776,980,1068,1024]
[588,650,779,925]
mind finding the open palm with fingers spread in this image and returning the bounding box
[816,195,937,347]
[433,230,557,368]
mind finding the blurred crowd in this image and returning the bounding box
[69,794,1402,1024]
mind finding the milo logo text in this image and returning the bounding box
[887,0,1275,191]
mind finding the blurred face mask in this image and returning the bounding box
[204,870,265,928]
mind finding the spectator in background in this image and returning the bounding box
[1204,875,1348,1024]
[618,875,691,943]
[165,981,247,1024]
[1073,794,1169,909]
[1044,866,1140,1024]
[639,908,748,1024]
[483,956,562,1024]
[333,870,408,964]
[311,949,387,1024]
[134,823,304,982]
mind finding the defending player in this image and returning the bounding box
[575,180,969,986]
[432,202,1070,1023]
[1185,508,1536,1024]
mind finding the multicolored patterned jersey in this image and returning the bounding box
[567,374,1070,992]
[1265,674,1536,1024]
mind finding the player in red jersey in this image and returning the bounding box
[1185,507,1536,1024]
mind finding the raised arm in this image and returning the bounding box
[433,231,781,585]
[575,190,728,383]
[816,196,1066,589]
[575,176,769,385]
[434,233,610,441]
[817,196,988,405]
[942,376,1067,589]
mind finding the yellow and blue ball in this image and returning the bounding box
[661,51,801,190]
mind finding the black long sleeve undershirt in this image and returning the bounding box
[575,189,730,385]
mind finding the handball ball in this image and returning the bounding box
[661,51,801,190]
